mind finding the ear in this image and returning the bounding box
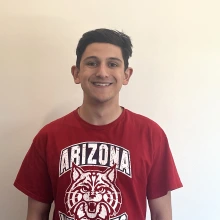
[104,164,117,183]
[123,67,133,85]
[71,162,83,181]
[71,65,81,84]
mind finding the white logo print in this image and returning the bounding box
[64,163,122,220]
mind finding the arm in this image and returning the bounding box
[27,197,51,220]
[148,191,172,220]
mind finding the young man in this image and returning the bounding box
[14,29,182,220]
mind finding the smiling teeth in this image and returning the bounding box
[93,83,111,86]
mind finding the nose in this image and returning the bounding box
[89,192,96,199]
[95,63,109,78]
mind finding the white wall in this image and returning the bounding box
[1,0,219,219]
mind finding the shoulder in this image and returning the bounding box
[124,109,165,135]
[26,110,79,158]
[124,109,169,156]
[34,110,76,139]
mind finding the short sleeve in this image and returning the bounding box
[147,129,182,200]
[14,132,53,203]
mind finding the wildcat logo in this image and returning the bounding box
[64,163,122,220]
[59,212,128,220]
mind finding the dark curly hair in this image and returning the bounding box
[76,28,133,70]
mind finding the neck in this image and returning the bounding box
[78,101,123,125]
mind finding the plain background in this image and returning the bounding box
[1,0,219,219]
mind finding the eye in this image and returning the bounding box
[81,186,89,193]
[108,62,118,68]
[97,187,105,193]
[87,61,98,67]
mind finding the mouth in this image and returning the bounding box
[88,202,97,213]
[92,82,112,87]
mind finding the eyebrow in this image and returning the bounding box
[83,56,123,63]
[108,57,123,63]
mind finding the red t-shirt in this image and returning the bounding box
[14,108,182,220]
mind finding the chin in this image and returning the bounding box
[94,98,112,103]
[92,95,114,104]
[84,92,118,104]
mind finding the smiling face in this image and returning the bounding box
[72,43,133,105]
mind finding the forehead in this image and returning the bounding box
[81,43,123,60]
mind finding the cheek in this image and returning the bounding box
[117,76,126,86]
[96,194,102,201]
[79,70,95,82]
[83,193,90,201]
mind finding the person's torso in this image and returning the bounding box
[42,109,157,220]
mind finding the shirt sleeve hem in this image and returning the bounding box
[147,184,183,200]
[14,181,53,204]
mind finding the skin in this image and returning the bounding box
[26,197,50,220]
[26,43,172,220]
[71,43,133,125]
[149,192,172,220]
